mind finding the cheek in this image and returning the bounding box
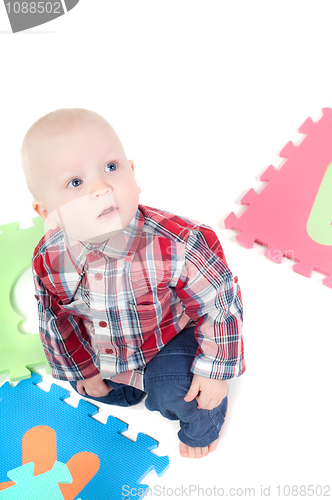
[128,181,140,200]
[116,180,139,206]
[58,196,93,225]
[127,186,140,212]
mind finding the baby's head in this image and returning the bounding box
[21,109,141,243]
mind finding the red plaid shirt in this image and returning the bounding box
[33,205,245,389]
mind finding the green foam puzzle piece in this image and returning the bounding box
[307,161,332,245]
[1,461,72,500]
[0,217,50,382]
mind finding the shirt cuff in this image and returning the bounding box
[191,352,246,380]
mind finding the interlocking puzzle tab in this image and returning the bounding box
[225,107,332,288]
[0,217,50,382]
[0,461,72,500]
[0,373,170,499]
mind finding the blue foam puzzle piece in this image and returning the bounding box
[0,373,170,499]
[0,461,71,500]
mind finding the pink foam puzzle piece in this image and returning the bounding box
[225,108,332,288]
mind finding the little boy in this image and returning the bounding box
[21,108,245,458]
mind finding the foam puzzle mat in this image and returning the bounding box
[225,107,332,288]
[0,217,50,382]
[0,373,170,499]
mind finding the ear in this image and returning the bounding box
[32,200,48,219]
[128,160,141,193]
[32,200,59,230]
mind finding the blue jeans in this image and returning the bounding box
[69,326,228,448]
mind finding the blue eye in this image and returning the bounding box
[67,178,82,189]
[105,162,117,172]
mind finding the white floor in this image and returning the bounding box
[1,2,332,498]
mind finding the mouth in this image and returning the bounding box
[97,205,117,218]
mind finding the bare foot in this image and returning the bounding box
[179,407,227,458]
[179,440,215,458]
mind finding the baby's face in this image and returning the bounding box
[32,118,140,243]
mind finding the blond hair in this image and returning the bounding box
[21,108,106,199]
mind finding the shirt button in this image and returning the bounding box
[105,348,114,355]
[95,273,103,281]
[99,321,107,328]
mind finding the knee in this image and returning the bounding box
[144,375,196,419]
[145,373,192,398]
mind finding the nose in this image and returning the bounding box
[89,183,113,200]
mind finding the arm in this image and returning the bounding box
[175,227,244,408]
[33,267,111,397]
[32,260,100,382]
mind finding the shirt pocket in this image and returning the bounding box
[128,291,172,333]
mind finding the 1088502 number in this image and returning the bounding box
[5,2,61,14]
[276,485,331,496]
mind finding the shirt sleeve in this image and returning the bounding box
[32,257,100,382]
[175,226,245,380]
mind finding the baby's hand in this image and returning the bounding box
[184,374,228,410]
[76,373,112,398]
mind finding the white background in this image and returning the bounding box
[0,1,331,499]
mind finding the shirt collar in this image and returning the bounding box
[62,207,145,273]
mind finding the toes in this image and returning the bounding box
[201,446,209,457]
[188,446,197,458]
[179,442,211,458]
[208,441,217,453]
[188,446,206,458]
[179,442,189,457]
